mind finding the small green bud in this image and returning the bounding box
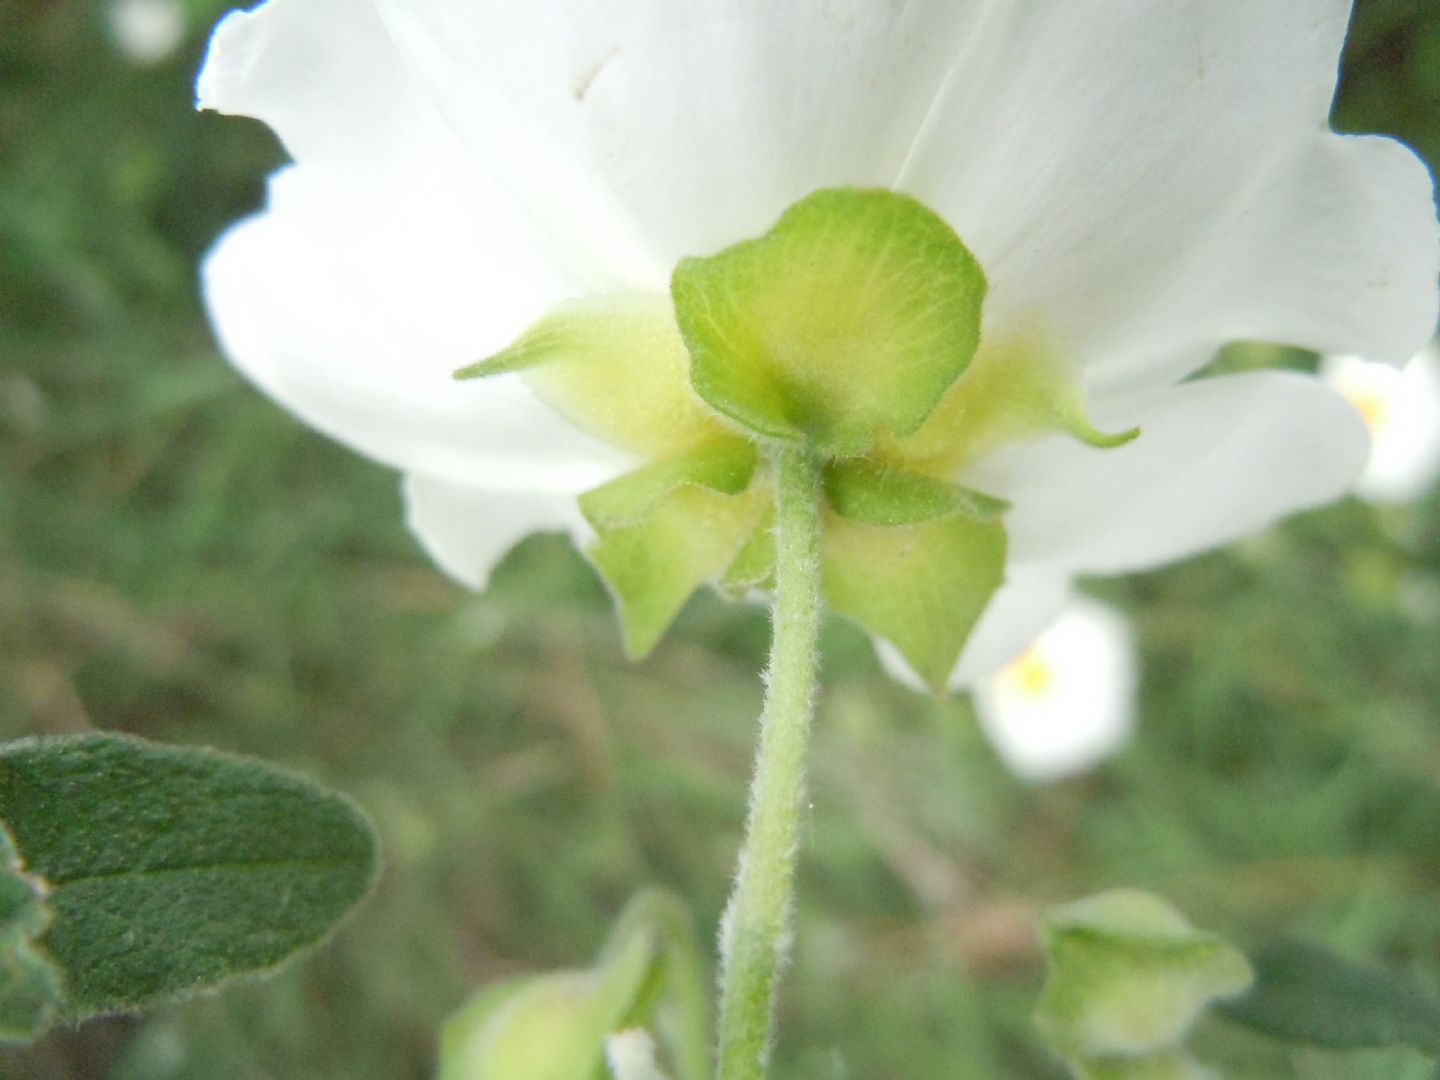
[438,891,709,1080]
[1035,889,1253,1064]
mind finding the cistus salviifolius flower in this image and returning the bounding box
[197,0,1439,690]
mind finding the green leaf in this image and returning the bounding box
[0,825,64,1044]
[587,480,770,658]
[671,187,987,457]
[439,890,709,1080]
[822,512,1005,692]
[1218,939,1440,1056]
[455,295,728,457]
[1035,890,1253,1063]
[579,440,758,530]
[0,733,378,1019]
[823,459,1007,526]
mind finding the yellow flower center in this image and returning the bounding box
[1343,386,1391,437]
[1006,646,1054,699]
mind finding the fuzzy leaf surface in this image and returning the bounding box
[0,734,378,1017]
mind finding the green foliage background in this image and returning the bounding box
[3,2,1439,1077]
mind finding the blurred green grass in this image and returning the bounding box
[2,2,1439,1078]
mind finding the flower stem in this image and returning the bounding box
[716,444,824,1080]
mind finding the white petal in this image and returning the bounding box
[199,0,634,492]
[876,564,1072,690]
[202,166,632,494]
[199,0,437,178]
[903,0,1439,388]
[370,0,990,275]
[404,472,587,590]
[1322,345,1440,503]
[974,598,1136,782]
[968,371,1370,574]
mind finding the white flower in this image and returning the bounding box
[1320,344,1440,504]
[108,0,186,66]
[196,0,1438,684]
[974,597,1136,782]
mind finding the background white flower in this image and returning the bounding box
[197,0,1439,683]
[108,0,186,66]
[1321,344,1440,504]
[974,597,1137,782]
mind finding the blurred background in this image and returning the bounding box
[3,1,1440,1077]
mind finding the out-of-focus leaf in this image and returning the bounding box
[1219,939,1440,1055]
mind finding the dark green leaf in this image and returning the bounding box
[1219,939,1440,1055]
[0,733,378,1018]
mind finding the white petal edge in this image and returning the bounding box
[974,597,1136,783]
[966,370,1371,574]
[877,564,1072,691]
[404,472,588,591]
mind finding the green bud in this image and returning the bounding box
[1035,889,1253,1064]
[438,891,709,1080]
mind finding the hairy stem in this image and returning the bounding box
[715,445,824,1080]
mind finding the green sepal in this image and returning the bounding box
[672,187,987,457]
[439,890,709,1080]
[1218,939,1440,1057]
[587,480,769,658]
[821,512,1005,693]
[1035,890,1253,1064]
[0,825,64,1044]
[718,507,777,598]
[579,440,758,531]
[824,459,1007,526]
[455,295,727,457]
[0,733,378,1022]
[895,335,1138,471]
